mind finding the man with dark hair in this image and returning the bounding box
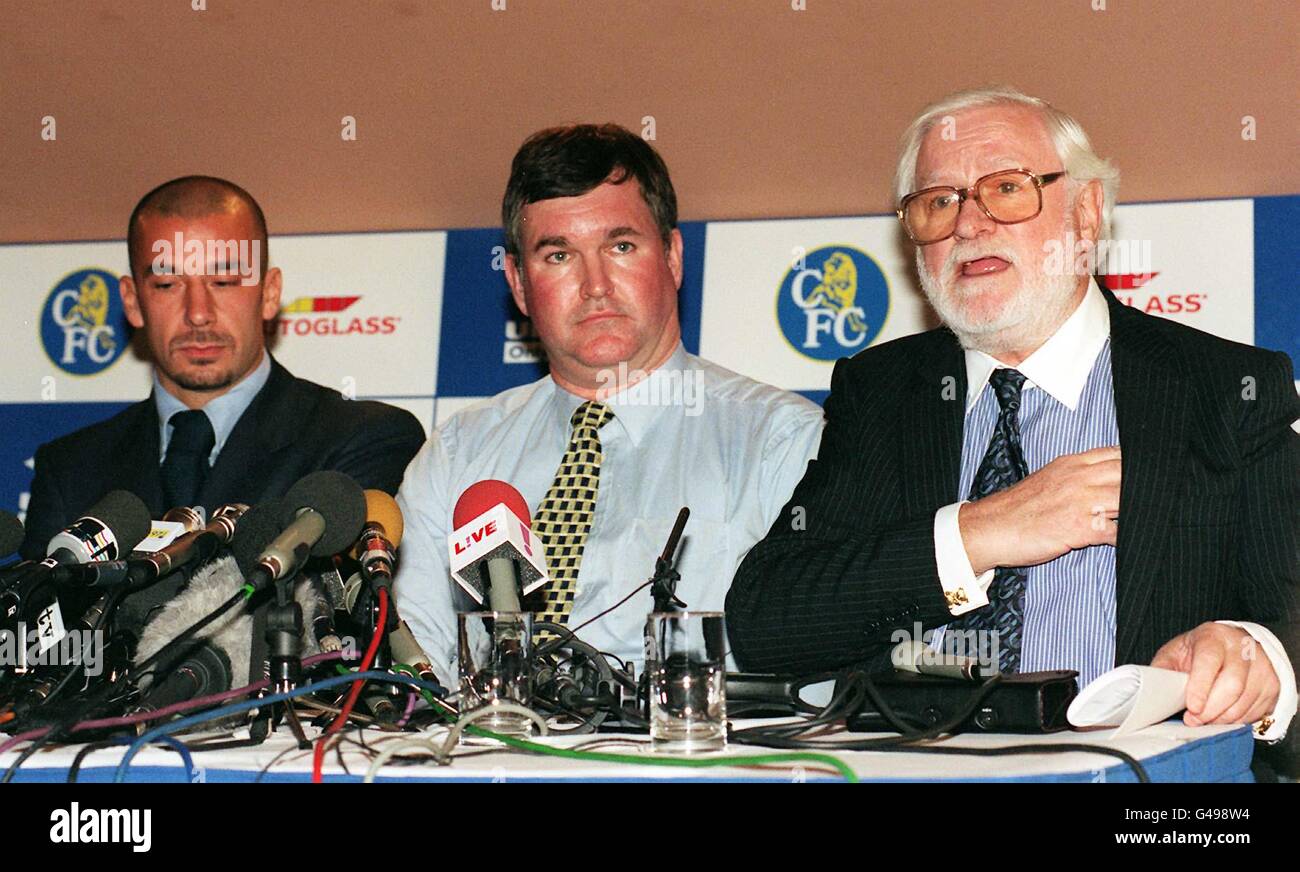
[394,125,824,686]
[22,175,426,627]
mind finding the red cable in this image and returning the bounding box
[312,586,388,783]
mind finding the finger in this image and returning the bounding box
[1242,657,1281,725]
[1216,683,1261,725]
[1085,486,1121,513]
[1198,657,1248,724]
[1185,639,1225,714]
[1079,446,1122,463]
[1086,459,1124,484]
[1244,693,1279,727]
[1151,637,1185,671]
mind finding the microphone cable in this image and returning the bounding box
[728,670,1153,783]
[311,586,389,782]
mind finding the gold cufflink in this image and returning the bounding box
[945,588,969,608]
[1255,717,1274,736]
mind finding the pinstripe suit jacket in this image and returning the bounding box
[728,291,1299,693]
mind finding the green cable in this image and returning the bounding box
[388,665,857,782]
[463,730,859,782]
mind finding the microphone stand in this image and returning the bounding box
[264,567,310,748]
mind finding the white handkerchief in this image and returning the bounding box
[1067,665,1189,736]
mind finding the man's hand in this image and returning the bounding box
[958,445,1121,575]
[1151,623,1280,726]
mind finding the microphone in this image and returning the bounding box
[649,507,690,612]
[49,503,249,590]
[390,619,438,683]
[250,471,366,588]
[891,640,986,682]
[134,642,232,714]
[133,554,253,701]
[0,511,24,560]
[351,490,404,589]
[159,505,206,533]
[1,491,151,630]
[46,490,152,565]
[448,480,548,612]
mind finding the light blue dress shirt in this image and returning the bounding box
[394,344,825,688]
[153,351,273,465]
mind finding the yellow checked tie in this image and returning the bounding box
[532,400,615,634]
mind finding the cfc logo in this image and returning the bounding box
[40,269,128,376]
[776,245,889,361]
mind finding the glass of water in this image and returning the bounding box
[457,611,534,741]
[645,611,728,752]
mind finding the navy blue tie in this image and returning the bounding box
[950,368,1030,673]
[160,410,215,510]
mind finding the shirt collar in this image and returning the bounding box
[154,350,273,462]
[550,343,692,448]
[964,278,1110,412]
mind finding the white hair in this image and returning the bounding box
[893,86,1120,240]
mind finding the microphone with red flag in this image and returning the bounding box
[448,480,548,611]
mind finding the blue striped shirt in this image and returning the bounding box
[956,340,1119,688]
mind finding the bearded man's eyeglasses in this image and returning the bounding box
[897,168,1066,245]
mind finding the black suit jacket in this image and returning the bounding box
[728,291,1298,734]
[21,357,426,567]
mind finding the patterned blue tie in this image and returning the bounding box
[950,368,1030,672]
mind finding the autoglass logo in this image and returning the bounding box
[39,269,129,375]
[776,245,889,361]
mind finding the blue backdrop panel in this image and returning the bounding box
[1253,195,1300,371]
[0,401,132,547]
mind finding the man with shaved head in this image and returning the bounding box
[22,176,425,627]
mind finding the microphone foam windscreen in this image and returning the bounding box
[88,490,153,553]
[362,490,404,547]
[282,470,367,557]
[0,510,23,556]
[231,498,287,577]
[453,480,531,529]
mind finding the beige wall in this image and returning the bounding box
[1,0,1296,243]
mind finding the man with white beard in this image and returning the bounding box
[728,87,1298,760]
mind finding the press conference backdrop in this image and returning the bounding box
[2,194,1297,525]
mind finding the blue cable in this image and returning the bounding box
[114,672,446,783]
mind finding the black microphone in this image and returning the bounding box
[49,503,249,590]
[1,491,151,626]
[649,507,690,612]
[45,490,152,565]
[248,471,366,588]
[134,643,232,714]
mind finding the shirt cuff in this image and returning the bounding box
[1216,620,1297,743]
[933,502,996,616]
